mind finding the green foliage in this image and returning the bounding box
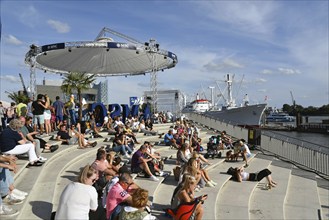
[61,72,96,121]
[282,104,329,116]
[7,91,29,104]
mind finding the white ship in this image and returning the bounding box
[184,74,267,126]
[266,112,295,122]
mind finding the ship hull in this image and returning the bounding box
[202,104,267,126]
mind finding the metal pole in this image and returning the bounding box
[149,39,158,113]
[30,57,36,99]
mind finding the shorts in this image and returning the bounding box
[44,109,51,120]
[34,114,45,125]
[56,115,64,122]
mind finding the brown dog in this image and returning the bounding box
[226,150,239,161]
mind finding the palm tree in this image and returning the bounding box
[6,91,29,104]
[61,72,96,122]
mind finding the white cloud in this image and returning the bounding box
[203,58,244,72]
[278,68,301,75]
[196,1,279,36]
[255,78,267,83]
[47,20,70,33]
[257,89,267,93]
[0,75,20,83]
[260,69,272,75]
[4,35,23,45]
[18,5,40,27]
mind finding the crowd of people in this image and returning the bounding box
[0,95,276,219]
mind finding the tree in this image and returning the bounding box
[61,72,96,122]
[6,91,29,104]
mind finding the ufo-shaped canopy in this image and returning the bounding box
[25,36,177,77]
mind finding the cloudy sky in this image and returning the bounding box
[1,1,328,108]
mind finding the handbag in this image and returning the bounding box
[173,166,181,181]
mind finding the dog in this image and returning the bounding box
[226,150,239,162]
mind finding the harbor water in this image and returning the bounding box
[266,116,328,144]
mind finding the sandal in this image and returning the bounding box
[27,161,43,167]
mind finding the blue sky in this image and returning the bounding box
[1,1,328,108]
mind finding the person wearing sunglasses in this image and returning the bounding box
[55,165,98,219]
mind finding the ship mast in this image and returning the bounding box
[226,74,235,107]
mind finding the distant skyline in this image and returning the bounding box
[1,1,328,108]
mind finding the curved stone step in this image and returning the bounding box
[284,168,322,220]
[216,157,272,220]
[52,151,97,212]
[16,146,100,220]
[11,126,211,219]
[249,161,291,220]
[152,150,232,219]
[317,177,329,220]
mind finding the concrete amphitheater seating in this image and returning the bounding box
[5,122,329,220]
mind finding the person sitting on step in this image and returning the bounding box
[20,116,59,153]
[177,175,208,220]
[0,154,28,215]
[0,119,43,167]
[56,124,97,149]
[164,129,178,148]
[55,165,98,219]
[238,139,252,167]
[18,116,50,162]
[118,188,156,220]
[139,119,158,136]
[144,141,166,173]
[131,145,160,181]
[182,158,217,188]
[106,172,134,220]
[112,133,133,158]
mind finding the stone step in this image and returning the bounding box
[16,146,100,220]
[216,157,272,220]
[13,140,62,181]
[249,160,292,220]
[317,177,329,220]
[284,168,322,220]
[14,131,167,219]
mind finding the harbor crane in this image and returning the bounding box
[290,91,301,127]
[19,73,28,95]
[290,91,296,108]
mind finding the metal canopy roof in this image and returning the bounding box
[25,40,177,76]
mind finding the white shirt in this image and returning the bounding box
[114,120,124,128]
[55,182,98,220]
[241,144,251,156]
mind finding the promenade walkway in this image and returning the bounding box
[4,122,329,220]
